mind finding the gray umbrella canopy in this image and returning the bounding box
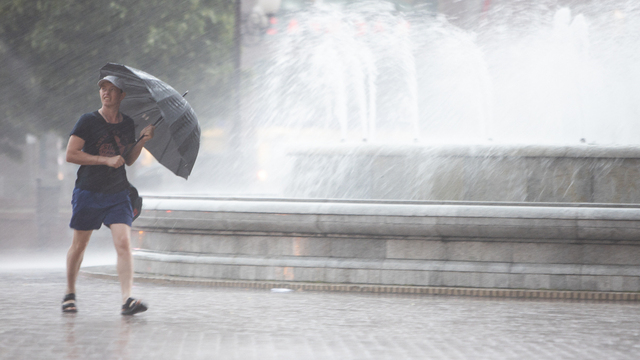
[99,63,200,179]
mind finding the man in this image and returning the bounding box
[62,75,155,315]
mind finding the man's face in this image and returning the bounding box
[99,82,125,108]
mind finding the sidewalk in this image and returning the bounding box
[1,266,640,359]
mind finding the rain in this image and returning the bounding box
[2,0,640,359]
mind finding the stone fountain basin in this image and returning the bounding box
[286,143,640,203]
[133,196,640,292]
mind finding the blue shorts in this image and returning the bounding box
[70,188,133,230]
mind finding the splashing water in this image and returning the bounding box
[135,1,640,199]
[249,1,640,146]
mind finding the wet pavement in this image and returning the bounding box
[1,265,640,360]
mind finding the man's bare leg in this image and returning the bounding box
[110,223,133,303]
[63,229,92,312]
[66,230,93,295]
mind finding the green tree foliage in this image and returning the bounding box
[0,0,236,159]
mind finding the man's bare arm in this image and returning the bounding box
[124,125,155,166]
[66,135,125,168]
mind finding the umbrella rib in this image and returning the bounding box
[156,136,174,165]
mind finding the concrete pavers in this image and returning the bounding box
[1,267,640,359]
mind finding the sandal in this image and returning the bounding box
[62,293,77,313]
[121,297,148,316]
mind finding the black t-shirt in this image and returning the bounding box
[70,111,136,193]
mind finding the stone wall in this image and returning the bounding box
[132,196,640,292]
[286,144,640,203]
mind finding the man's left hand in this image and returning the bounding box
[140,125,155,142]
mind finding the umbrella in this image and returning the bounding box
[99,63,200,179]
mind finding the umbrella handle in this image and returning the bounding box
[123,131,152,159]
[122,115,164,158]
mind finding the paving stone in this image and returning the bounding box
[1,267,640,360]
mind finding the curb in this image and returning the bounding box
[81,266,640,302]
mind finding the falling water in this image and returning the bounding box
[123,0,640,199]
[254,2,423,143]
[249,1,640,146]
[231,1,640,200]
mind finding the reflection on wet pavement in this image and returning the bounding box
[1,268,639,359]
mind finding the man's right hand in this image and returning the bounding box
[104,155,126,168]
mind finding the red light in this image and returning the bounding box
[355,21,366,36]
[288,19,299,33]
[482,0,492,12]
[397,19,410,34]
[310,22,321,33]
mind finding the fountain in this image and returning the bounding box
[244,2,640,202]
[131,1,640,295]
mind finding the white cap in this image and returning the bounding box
[98,75,125,92]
